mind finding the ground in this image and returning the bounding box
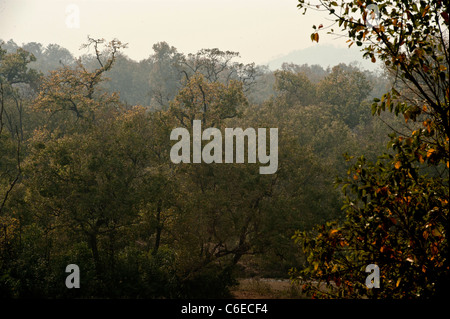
[230,278,308,299]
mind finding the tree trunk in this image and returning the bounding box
[152,199,163,256]
[89,233,101,277]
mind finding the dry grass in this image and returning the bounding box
[230,278,308,299]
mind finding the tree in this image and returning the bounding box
[169,72,247,128]
[147,42,185,110]
[182,48,259,91]
[0,44,40,215]
[273,69,316,107]
[23,106,174,293]
[100,52,151,107]
[32,37,126,127]
[316,63,372,128]
[146,43,260,110]
[281,62,328,84]
[292,0,449,298]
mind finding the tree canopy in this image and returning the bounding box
[1,1,444,298]
[292,0,449,298]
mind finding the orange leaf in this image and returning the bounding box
[395,161,402,169]
[403,112,409,123]
[418,154,424,163]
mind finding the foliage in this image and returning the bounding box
[0,33,398,298]
[293,0,449,298]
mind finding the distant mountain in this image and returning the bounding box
[265,44,382,72]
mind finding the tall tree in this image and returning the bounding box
[147,42,185,110]
[32,37,126,128]
[0,44,40,215]
[292,0,449,298]
[316,63,372,128]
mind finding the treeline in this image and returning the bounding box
[0,37,401,298]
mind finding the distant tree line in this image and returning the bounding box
[1,35,408,298]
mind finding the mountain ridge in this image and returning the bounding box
[265,44,381,72]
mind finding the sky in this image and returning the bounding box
[0,0,356,65]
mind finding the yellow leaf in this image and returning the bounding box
[422,5,430,17]
[403,112,409,122]
[432,228,442,237]
[396,278,401,287]
[418,154,424,163]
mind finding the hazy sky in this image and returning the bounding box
[0,0,350,64]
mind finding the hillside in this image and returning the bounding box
[266,44,381,72]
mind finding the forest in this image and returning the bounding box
[0,0,448,299]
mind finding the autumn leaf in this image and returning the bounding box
[403,112,409,122]
[418,154,424,164]
[430,243,439,255]
[441,11,449,24]
[422,5,430,17]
